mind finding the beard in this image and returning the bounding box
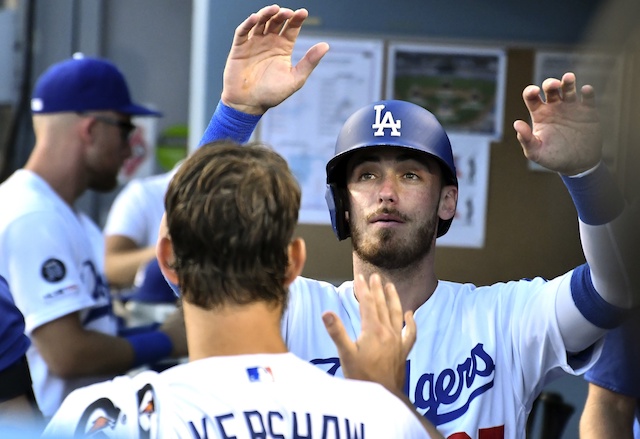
[350,206,438,270]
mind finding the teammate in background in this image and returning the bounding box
[0,275,43,432]
[103,170,179,328]
[0,55,187,418]
[103,169,175,290]
[191,4,638,438]
[579,313,640,438]
[44,141,442,439]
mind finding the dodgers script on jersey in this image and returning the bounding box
[0,170,118,417]
[44,353,429,438]
[281,275,599,439]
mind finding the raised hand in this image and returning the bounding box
[513,72,603,175]
[221,4,330,115]
[322,273,416,394]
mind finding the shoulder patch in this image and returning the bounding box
[41,258,66,282]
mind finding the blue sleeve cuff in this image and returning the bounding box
[571,263,630,329]
[561,162,625,225]
[198,100,262,147]
[125,331,173,368]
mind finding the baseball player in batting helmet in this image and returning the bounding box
[325,100,458,241]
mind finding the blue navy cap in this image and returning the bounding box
[31,53,162,117]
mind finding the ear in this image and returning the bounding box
[156,213,178,285]
[284,238,306,287]
[438,185,458,221]
[77,115,96,145]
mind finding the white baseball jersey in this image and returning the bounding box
[104,169,176,247]
[44,353,429,438]
[0,170,118,417]
[283,274,600,439]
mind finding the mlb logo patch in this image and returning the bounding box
[247,366,274,382]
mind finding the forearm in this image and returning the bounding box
[36,329,135,378]
[33,317,174,378]
[105,246,157,288]
[562,162,637,311]
[580,384,636,439]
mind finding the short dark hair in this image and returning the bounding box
[164,141,301,309]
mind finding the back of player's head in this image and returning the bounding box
[164,141,301,309]
[325,99,458,240]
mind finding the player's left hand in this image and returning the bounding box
[322,273,416,394]
[513,72,603,175]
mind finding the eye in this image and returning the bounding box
[403,172,419,180]
[359,172,375,181]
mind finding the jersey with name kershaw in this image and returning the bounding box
[0,170,117,417]
[43,353,428,438]
[282,275,599,439]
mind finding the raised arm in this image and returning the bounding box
[199,5,329,146]
[513,72,639,352]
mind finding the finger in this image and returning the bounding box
[580,84,596,108]
[521,84,543,114]
[249,4,280,38]
[384,281,404,332]
[264,7,294,34]
[233,13,260,46]
[513,120,533,144]
[513,120,540,162]
[280,8,309,41]
[322,311,355,359]
[541,77,562,104]
[292,43,330,90]
[561,72,577,103]
[401,311,417,359]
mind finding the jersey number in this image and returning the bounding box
[448,425,504,439]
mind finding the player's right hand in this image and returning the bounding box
[322,273,416,394]
[221,4,329,115]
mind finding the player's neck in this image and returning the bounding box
[352,252,438,313]
[183,300,287,361]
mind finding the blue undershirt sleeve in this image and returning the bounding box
[198,100,262,147]
[560,162,625,226]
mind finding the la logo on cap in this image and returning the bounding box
[372,104,401,137]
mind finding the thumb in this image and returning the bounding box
[293,43,330,87]
[322,311,355,359]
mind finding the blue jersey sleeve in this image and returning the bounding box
[0,275,30,372]
[584,310,640,397]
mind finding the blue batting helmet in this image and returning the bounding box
[325,100,458,240]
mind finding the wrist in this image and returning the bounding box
[560,161,625,225]
[220,97,265,116]
[125,331,173,368]
[198,100,261,147]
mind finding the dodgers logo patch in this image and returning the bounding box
[41,258,66,282]
[372,104,401,137]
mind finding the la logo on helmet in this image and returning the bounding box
[372,104,402,137]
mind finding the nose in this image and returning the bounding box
[378,175,397,203]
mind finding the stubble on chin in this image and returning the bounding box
[351,216,437,271]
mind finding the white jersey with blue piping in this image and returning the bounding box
[282,274,601,439]
[44,353,428,438]
[0,169,117,417]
